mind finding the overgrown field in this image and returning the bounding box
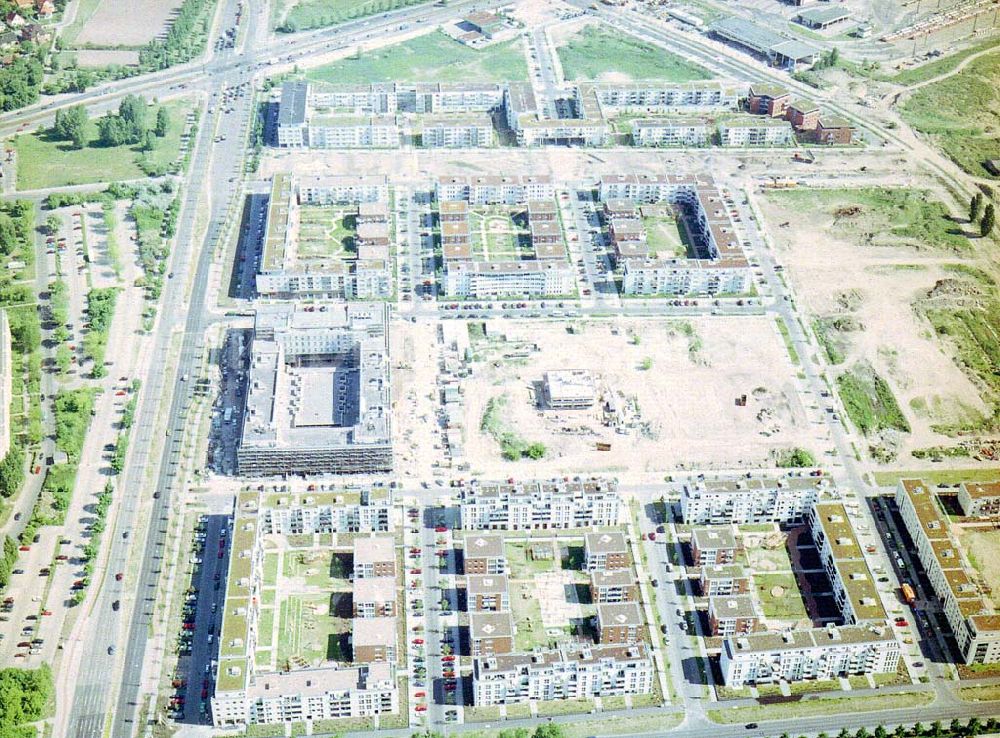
[837,363,910,439]
[306,33,528,85]
[900,49,1000,178]
[557,25,711,82]
[276,0,428,31]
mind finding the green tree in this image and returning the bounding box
[949,720,964,736]
[893,725,909,738]
[856,728,871,738]
[96,112,129,147]
[967,718,982,736]
[930,721,943,738]
[913,723,926,737]
[154,106,170,137]
[525,442,547,459]
[0,445,24,499]
[875,726,888,738]
[54,104,88,148]
[43,214,61,236]
[533,726,565,738]
[0,212,19,255]
[981,203,995,237]
[117,94,147,143]
[970,192,983,222]
[141,129,156,152]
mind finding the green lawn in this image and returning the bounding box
[643,215,688,258]
[298,206,354,258]
[754,573,807,620]
[506,541,557,578]
[15,101,191,190]
[708,691,933,723]
[873,468,1000,487]
[900,49,1000,177]
[276,0,430,32]
[276,594,349,667]
[306,32,528,84]
[557,25,711,82]
[836,364,911,437]
[263,552,279,587]
[535,698,594,716]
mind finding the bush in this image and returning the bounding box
[0,445,25,499]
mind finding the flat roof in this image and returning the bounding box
[598,602,643,627]
[709,594,758,619]
[795,6,851,24]
[474,643,649,675]
[586,531,628,554]
[464,533,505,559]
[692,526,738,551]
[354,536,394,564]
[545,370,595,400]
[469,611,515,638]
[352,616,397,647]
[726,624,896,655]
[962,481,1000,499]
[354,576,397,603]
[702,564,748,580]
[467,574,510,595]
[591,569,634,587]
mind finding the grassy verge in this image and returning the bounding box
[775,318,800,366]
[707,690,933,723]
[306,32,528,84]
[557,25,711,82]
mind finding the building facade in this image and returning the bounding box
[459,478,621,530]
[680,477,829,524]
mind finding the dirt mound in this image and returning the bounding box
[925,278,982,300]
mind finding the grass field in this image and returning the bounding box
[643,215,688,258]
[873,468,1000,486]
[506,541,557,578]
[276,0,429,31]
[276,593,349,667]
[955,528,1000,608]
[900,49,1000,177]
[15,101,191,190]
[892,38,1000,86]
[707,690,933,723]
[557,25,711,82]
[755,573,808,619]
[298,206,354,258]
[836,363,910,437]
[306,32,528,84]
[468,207,531,261]
[765,187,969,252]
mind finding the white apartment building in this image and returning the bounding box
[298,175,389,205]
[304,117,400,149]
[680,477,829,524]
[896,479,1000,664]
[259,488,393,535]
[719,117,795,147]
[472,645,653,705]
[213,663,399,726]
[631,118,711,147]
[590,81,741,112]
[515,119,610,147]
[443,260,574,298]
[459,478,621,530]
[621,257,749,296]
[957,481,1000,518]
[420,117,494,147]
[720,625,900,687]
[807,502,885,624]
[436,175,555,204]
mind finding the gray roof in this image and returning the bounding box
[586,531,628,555]
[692,526,738,551]
[709,16,785,53]
[770,39,820,61]
[597,602,643,627]
[795,6,851,24]
[464,533,505,559]
[279,80,308,127]
[709,594,758,620]
[467,574,509,596]
[470,611,515,638]
[354,536,394,565]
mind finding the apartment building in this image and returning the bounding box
[472,644,653,705]
[957,481,1000,518]
[502,83,610,147]
[807,502,885,624]
[467,574,511,612]
[631,118,711,147]
[786,99,820,131]
[709,595,759,637]
[597,603,644,645]
[353,577,397,618]
[459,478,621,530]
[719,117,794,146]
[590,570,638,604]
[700,564,751,597]
[298,175,389,205]
[436,174,554,204]
[259,487,392,535]
[236,303,392,477]
[585,531,629,572]
[419,116,494,147]
[304,116,400,148]
[691,527,739,566]
[469,612,516,656]
[896,479,1000,664]
[621,257,750,296]
[680,476,829,524]
[353,536,396,579]
[746,83,790,117]
[352,617,398,664]
[720,624,900,687]
[212,663,399,727]
[591,81,740,112]
[443,260,574,298]
[463,533,507,575]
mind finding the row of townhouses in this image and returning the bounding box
[896,479,1000,663]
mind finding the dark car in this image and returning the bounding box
[746,724,758,730]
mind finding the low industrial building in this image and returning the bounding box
[544,370,596,409]
[896,479,1000,664]
[708,16,819,69]
[472,644,653,705]
[459,477,621,530]
[794,6,851,29]
[681,476,831,524]
[236,303,392,477]
[720,625,900,686]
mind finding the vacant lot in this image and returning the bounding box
[900,50,1000,178]
[759,187,993,465]
[15,100,192,190]
[275,0,428,31]
[456,317,812,481]
[306,32,528,84]
[65,0,184,47]
[554,24,711,82]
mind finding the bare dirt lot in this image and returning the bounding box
[391,319,443,482]
[73,0,184,47]
[756,188,993,465]
[450,317,813,481]
[955,526,1000,609]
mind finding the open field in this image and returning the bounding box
[275,0,429,31]
[554,23,711,82]
[65,0,184,47]
[305,32,528,84]
[900,50,1000,178]
[14,100,192,190]
[758,187,995,466]
[707,690,933,723]
[452,317,812,480]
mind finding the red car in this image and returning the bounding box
[412,638,424,645]
[18,546,29,552]
[442,655,455,662]
[41,610,52,616]
[115,391,126,397]
[410,568,422,575]
[895,619,908,627]
[414,691,426,698]
[435,526,448,533]
[414,705,427,713]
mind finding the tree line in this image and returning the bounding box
[52,95,170,151]
[969,192,995,238]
